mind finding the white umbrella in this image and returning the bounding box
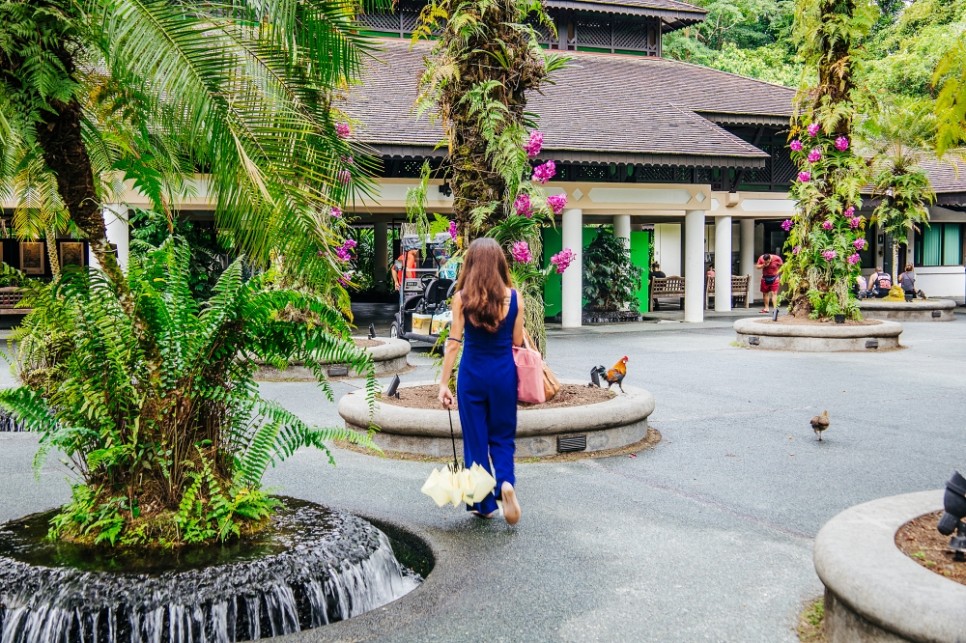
[420,410,497,508]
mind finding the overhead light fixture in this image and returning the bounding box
[368,323,376,339]
[937,471,966,562]
[384,374,401,399]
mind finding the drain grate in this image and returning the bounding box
[327,365,350,377]
[865,339,879,350]
[932,310,942,318]
[557,435,587,453]
[748,336,760,346]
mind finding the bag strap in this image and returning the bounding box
[447,409,459,470]
[522,328,539,353]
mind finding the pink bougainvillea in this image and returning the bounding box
[335,122,351,139]
[514,193,533,218]
[330,206,342,218]
[338,272,351,286]
[822,219,833,230]
[448,220,458,240]
[844,206,855,218]
[792,245,801,255]
[849,216,862,229]
[807,148,822,163]
[821,249,837,261]
[546,194,567,215]
[834,136,849,151]
[798,171,811,183]
[781,219,793,231]
[524,131,544,158]
[807,123,821,137]
[532,160,556,184]
[847,253,861,265]
[853,238,866,250]
[511,240,532,263]
[790,139,803,152]
[550,248,575,274]
[338,169,351,184]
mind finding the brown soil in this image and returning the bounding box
[379,383,615,410]
[895,510,966,586]
[767,315,879,327]
[353,338,383,348]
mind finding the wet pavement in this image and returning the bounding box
[1,311,965,642]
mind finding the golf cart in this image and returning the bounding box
[389,233,457,345]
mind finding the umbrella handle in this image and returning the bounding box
[447,409,459,470]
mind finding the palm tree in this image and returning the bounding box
[861,98,936,281]
[0,0,387,546]
[0,0,377,288]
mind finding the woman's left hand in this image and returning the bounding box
[438,386,454,409]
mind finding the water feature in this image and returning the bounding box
[0,497,423,642]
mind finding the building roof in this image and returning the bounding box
[345,40,795,169]
[546,0,706,29]
[919,157,966,208]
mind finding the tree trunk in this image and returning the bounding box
[45,225,60,280]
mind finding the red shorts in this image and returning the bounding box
[760,278,780,293]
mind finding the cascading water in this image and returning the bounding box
[0,497,423,642]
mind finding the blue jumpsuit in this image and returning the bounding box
[457,290,518,515]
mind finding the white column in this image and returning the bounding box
[714,215,733,312]
[90,205,129,272]
[740,218,755,280]
[613,215,631,248]
[374,221,388,291]
[561,208,583,328]
[684,210,705,323]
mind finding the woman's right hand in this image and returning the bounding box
[438,386,454,409]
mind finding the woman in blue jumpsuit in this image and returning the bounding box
[438,238,524,524]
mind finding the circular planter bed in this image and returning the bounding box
[858,298,957,322]
[256,337,411,381]
[733,317,902,352]
[814,490,966,642]
[337,379,655,458]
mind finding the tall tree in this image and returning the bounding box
[781,0,879,319]
[411,0,568,344]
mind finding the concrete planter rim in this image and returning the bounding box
[814,489,966,642]
[337,379,655,439]
[733,317,903,338]
[858,298,957,311]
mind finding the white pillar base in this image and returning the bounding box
[714,215,733,312]
[684,210,705,323]
[90,205,129,273]
[561,208,583,328]
[374,221,389,291]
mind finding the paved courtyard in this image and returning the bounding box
[1,313,964,641]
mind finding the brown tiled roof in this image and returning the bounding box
[919,157,966,198]
[345,40,795,168]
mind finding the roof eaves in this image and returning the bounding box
[695,112,791,128]
[371,144,768,169]
[548,0,705,24]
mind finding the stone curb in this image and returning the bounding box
[859,299,957,322]
[257,337,411,380]
[814,489,966,642]
[733,318,903,351]
[337,379,655,458]
[338,379,654,437]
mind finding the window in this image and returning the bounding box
[915,223,964,266]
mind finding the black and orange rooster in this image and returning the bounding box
[592,356,629,393]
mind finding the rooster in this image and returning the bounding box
[592,356,629,393]
[810,410,830,441]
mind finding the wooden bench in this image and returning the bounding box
[0,287,30,317]
[650,276,685,311]
[705,274,751,309]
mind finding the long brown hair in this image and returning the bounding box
[457,238,511,333]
